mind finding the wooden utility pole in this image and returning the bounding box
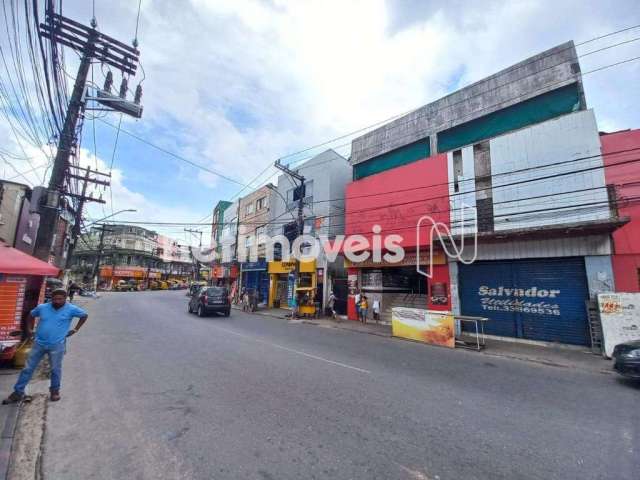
[90,224,114,289]
[65,166,110,269]
[34,11,140,264]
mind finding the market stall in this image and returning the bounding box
[0,242,59,360]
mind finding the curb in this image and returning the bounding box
[0,403,20,480]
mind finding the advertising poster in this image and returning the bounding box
[391,307,455,348]
[598,293,640,358]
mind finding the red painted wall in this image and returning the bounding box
[601,129,640,292]
[345,154,450,249]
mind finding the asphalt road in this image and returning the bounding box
[41,291,639,480]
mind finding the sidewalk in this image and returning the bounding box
[0,366,20,480]
[237,306,613,375]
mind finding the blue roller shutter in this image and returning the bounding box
[458,257,590,346]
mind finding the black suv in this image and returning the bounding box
[188,286,231,317]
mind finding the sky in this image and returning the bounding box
[1,0,639,246]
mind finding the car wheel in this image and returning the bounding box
[188,303,192,313]
[197,305,205,317]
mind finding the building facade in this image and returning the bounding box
[267,149,351,311]
[71,224,193,288]
[345,41,622,346]
[0,181,40,255]
[601,128,640,292]
[237,185,273,305]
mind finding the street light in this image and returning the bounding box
[83,209,137,230]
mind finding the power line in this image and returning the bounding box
[91,149,640,230]
[275,25,640,165]
[93,32,639,192]
[97,117,248,187]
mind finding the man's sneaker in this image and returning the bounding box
[2,392,23,404]
[49,390,61,402]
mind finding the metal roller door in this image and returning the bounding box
[459,257,590,345]
[243,271,269,304]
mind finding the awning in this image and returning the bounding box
[0,243,59,276]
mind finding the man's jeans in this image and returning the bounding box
[14,341,65,395]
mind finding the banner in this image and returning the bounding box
[391,307,455,348]
[598,293,640,357]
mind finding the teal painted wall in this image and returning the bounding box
[353,138,430,180]
[437,83,581,153]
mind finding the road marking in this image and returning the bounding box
[211,325,371,374]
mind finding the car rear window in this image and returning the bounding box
[206,287,227,295]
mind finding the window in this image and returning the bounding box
[245,236,253,247]
[256,226,265,238]
[245,203,254,215]
[452,149,463,193]
[256,196,267,210]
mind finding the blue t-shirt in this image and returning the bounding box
[30,302,87,347]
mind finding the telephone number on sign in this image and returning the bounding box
[480,305,561,316]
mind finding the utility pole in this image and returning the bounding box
[34,11,140,264]
[65,166,110,270]
[90,224,114,290]
[184,229,203,281]
[274,160,305,316]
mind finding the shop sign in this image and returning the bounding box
[391,307,454,348]
[268,260,316,274]
[598,293,640,357]
[241,260,267,272]
[477,285,561,316]
[344,250,445,268]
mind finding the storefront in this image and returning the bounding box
[99,266,161,289]
[240,260,269,306]
[0,243,59,360]
[458,257,591,345]
[268,260,316,309]
[345,250,450,323]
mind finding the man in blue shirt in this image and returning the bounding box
[3,288,88,403]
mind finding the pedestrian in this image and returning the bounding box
[360,295,368,323]
[328,291,337,320]
[373,298,380,322]
[354,290,361,321]
[2,288,88,403]
[68,282,80,302]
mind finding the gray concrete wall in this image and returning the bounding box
[351,41,583,165]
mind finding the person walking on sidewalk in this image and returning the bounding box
[3,288,88,404]
[359,295,369,323]
[327,291,337,320]
[372,298,380,322]
[354,290,361,321]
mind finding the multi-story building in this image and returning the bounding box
[210,200,232,253]
[601,128,640,292]
[345,41,623,346]
[71,224,192,287]
[211,200,239,286]
[236,184,273,304]
[267,149,351,311]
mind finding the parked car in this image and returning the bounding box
[188,286,230,317]
[612,340,640,379]
[114,279,137,292]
